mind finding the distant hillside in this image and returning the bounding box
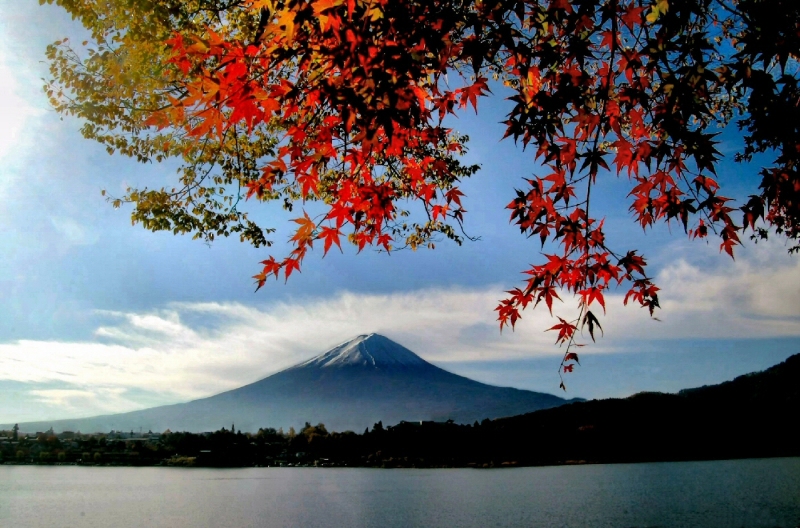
[486,352,798,464]
[347,353,800,466]
[11,334,579,434]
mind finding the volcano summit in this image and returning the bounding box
[14,334,579,433]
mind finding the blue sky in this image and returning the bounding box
[1,0,798,425]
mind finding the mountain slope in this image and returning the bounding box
[474,352,800,464]
[13,334,579,433]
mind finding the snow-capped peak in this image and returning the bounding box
[293,334,430,369]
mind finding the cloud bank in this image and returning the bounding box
[1,243,798,422]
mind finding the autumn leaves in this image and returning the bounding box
[127,0,798,384]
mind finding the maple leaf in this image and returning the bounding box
[376,233,392,251]
[647,0,670,23]
[291,212,316,246]
[618,251,647,277]
[540,285,562,315]
[613,140,634,175]
[431,204,449,222]
[578,287,606,312]
[445,188,465,208]
[254,256,282,290]
[581,311,603,342]
[720,237,737,258]
[319,226,342,256]
[283,257,301,280]
[276,9,297,41]
[296,170,320,199]
[312,0,342,15]
[548,317,577,345]
[550,0,573,13]
[564,352,580,364]
[458,77,490,113]
[620,6,646,30]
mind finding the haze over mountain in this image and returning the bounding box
[11,334,580,433]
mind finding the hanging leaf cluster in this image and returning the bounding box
[42,0,800,385]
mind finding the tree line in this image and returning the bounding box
[4,353,797,468]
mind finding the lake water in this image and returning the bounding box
[1,458,798,527]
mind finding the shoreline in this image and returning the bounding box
[4,454,797,470]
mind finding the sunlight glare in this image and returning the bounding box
[0,51,39,160]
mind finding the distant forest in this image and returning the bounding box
[3,354,797,468]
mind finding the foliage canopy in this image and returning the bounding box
[42,0,799,385]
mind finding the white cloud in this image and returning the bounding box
[48,216,100,246]
[27,388,135,418]
[601,241,800,340]
[0,242,798,421]
[0,288,564,415]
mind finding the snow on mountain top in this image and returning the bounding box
[293,334,431,369]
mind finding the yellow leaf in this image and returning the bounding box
[277,9,296,41]
[249,0,275,11]
[646,0,668,23]
[313,0,344,31]
[187,39,209,54]
[312,0,343,15]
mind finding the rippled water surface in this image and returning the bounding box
[1,458,798,527]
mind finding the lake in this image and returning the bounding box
[1,458,798,527]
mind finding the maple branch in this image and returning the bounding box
[713,0,750,25]
[451,214,481,243]
[559,0,623,388]
[673,165,724,237]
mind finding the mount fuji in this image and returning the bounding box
[14,334,581,433]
